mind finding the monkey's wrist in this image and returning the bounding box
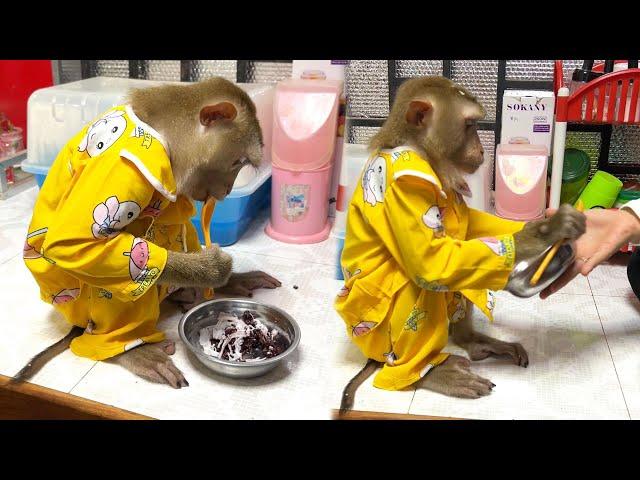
[159,250,233,288]
[619,208,640,244]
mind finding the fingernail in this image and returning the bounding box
[184,380,189,387]
[491,383,496,387]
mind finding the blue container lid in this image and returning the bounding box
[21,162,51,176]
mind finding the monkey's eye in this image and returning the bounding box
[112,126,118,133]
[465,119,478,129]
[232,157,250,169]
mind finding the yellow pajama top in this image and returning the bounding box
[23,105,202,360]
[335,146,525,390]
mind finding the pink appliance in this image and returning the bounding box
[265,72,341,243]
[495,143,549,221]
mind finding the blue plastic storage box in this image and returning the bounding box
[334,229,345,280]
[23,163,48,188]
[191,169,272,247]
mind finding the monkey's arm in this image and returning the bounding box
[42,156,169,302]
[374,178,516,292]
[466,207,525,239]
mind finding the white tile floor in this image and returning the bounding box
[0,186,338,419]
[330,258,640,420]
[3,185,640,419]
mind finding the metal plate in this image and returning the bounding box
[451,60,498,121]
[145,60,181,81]
[610,125,640,165]
[179,298,301,379]
[246,62,292,83]
[58,60,82,84]
[92,60,130,78]
[565,130,602,179]
[347,125,380,145]
[479,129,496,187]
[505,60,599,84]
[346,60,389,118]
[396,60,443,78]
[189,60,237,82]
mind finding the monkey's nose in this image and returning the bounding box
[226,185,232,195]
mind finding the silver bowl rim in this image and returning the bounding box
[178,298,302,368]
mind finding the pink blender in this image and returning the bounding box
[265,71,341,243]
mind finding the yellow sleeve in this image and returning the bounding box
[466,207,525,239]
[42,154,167,302]
[369,177,516,292]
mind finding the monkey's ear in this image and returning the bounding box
[200,102,237,127]
[405,100,432,127]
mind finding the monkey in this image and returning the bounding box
[335,76,586,409]
[14,77,282,389]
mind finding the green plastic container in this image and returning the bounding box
[576,170,623,209]
[615,189,640,208]
[548,148,591,205]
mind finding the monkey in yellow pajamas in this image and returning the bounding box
[336,146,523,391]
[335,77,586,399]
[18,79,283,389]
[23,106,203,360]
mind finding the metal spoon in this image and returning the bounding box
[505,242,576,298]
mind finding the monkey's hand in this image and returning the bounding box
[159,246,233,289]
[513,204,586,264]
[216,271,282,297]
[110,340,188,389]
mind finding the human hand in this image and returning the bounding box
[540,207,640,299]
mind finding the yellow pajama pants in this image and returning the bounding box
[55,283,173,360]
[350,281,465,391]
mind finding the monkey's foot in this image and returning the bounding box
[111,340,189,389]
[457,332,529,368]
[417,355,494,399]
[216,271,282,297]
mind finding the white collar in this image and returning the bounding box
[125,104,170,153]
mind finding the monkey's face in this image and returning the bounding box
[188,154,255,202]
[174,98,264,203]
[400,79,486,178]
[429,94,486,175]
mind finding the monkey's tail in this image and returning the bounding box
[339,358,381,417]
[9,326,85,384]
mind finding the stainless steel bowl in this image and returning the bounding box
[506,242,576,298]
[179,299,301,379]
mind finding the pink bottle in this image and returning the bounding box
[495,143,549,221]
[265,72,341,244]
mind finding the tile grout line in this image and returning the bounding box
[226,247,339,268]
[592,294,633,298]
[592,296,632,419]
[407,387,418,415]
[68,361,99,395]
[0,252,20,266]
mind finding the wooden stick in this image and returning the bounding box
[530,200,584,286]
[201,197,217,299]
